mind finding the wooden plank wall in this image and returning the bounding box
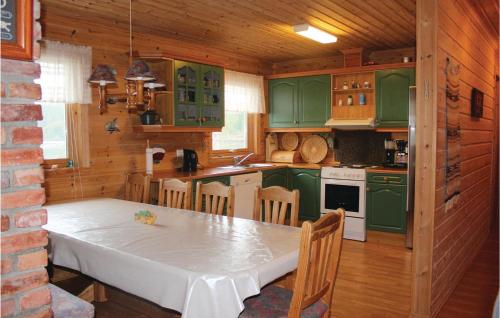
[431,0,498,315]
[41,12,270,203]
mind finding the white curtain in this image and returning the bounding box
[224,70,265,114]
[38,40,92,104]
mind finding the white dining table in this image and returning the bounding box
[43,198,301,318]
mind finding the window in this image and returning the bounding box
[212,70,265,151]
[38,102,67,160]
[212,111,248,150]
[36,40,92,165]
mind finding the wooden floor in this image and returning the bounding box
[437,227,499,318]
[54,231,413,318]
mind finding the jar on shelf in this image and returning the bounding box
[347,95,353,106]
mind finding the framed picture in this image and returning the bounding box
[471,88,484,118]
[1,0,33,61]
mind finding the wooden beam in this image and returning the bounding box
[410,0,438,317]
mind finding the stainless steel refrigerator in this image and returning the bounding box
[406,86,416,249]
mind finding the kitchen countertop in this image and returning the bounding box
[365,167,408,174]
[151,163,329,182]
[151,162,406,182]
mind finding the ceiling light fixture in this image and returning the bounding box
[293,24,337,44]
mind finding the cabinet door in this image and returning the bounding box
[288,169,321,221]
[174,60,200,126]
[262,169,288,188]
[298,75,331,127]
[375,68,415,127]
[269,78,298,128]
[366,182,407,233]
[200,65,224,127]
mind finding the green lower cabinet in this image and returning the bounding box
[262,168,288,188]
[366,181,407,233]
[287,169,321,221]
[191,176,230,215]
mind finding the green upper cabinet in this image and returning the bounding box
[298,75,331,127]
[375,68,415,128]
[366,173,407,233]
[269,78,298,127]
[287,169,321,221]
[174,60,224,127]
[262,168,288,188]
[269,75,330,128]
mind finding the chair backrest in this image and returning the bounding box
[288,209,345,318]
[124,173,150,203]
[158,178,192,210]
[253,186,300,227]
[194,181,235,217]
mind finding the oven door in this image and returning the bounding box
[320,178,366,218]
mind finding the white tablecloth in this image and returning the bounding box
[44,198,301,318]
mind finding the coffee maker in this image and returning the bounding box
[182,149,198,172]
[394,140,408,167]
[384,139,396,166]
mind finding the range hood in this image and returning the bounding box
[324,118,375,130]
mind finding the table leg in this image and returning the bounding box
[93,281,108,302]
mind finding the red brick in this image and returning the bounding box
[1,258,13,274]
[14,209,47,228]
[8,83,41,100]
[1,270,48,295]
[1,60,41,78]
[12,127,43,145]
[1,298,15,317]
[17,250,48,271]
[1,148,43,167]
[20,287,51,310]
[1,127,6,144]
[0,104,42,122]
[13,168,44,186]
[0,230,48,254]
[1,171,10,189]
[1,188,45,209]
[1,215,9,232]
[24,307,51,318]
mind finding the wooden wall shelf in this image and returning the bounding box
[265,127,331,133]
[375,127,408,133]
[133,125,222,133]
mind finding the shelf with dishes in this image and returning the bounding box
[331,71,375,120]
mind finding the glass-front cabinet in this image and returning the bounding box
[174,60,224,127]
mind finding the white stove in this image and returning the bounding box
[320,166,367,241]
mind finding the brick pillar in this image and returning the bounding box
[0,1,51,317]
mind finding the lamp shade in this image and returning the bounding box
[88,64,117,85]
[125,60,155,81]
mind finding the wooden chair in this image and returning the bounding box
[124,173,150,203]
[194,181,235,217]
[241,209,345,318]
[158,178,192,210]
[253,186,300,227]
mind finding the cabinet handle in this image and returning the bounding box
[366,187,371,192]
[383,176,388,182]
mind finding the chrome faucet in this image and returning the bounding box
[233,153,254,166]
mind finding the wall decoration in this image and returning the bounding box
[445,58,461,211]
[1,0,33,60]
[104,118,120,134]
[470,88,484,118]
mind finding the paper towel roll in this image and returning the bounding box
[146,147,153,175]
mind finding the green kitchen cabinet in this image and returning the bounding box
[262,168,288,188]
[366,173,407,233]
[269,78,298,127]
[269,75,330,128]
[174,60,224,127]
[375,68,415,128]
[287,169,321,221]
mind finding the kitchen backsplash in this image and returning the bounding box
[333,131,390,165]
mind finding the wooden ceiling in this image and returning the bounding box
[41,0,416,63]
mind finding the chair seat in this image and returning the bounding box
[49,284,95,318]
[240,285,328,318]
